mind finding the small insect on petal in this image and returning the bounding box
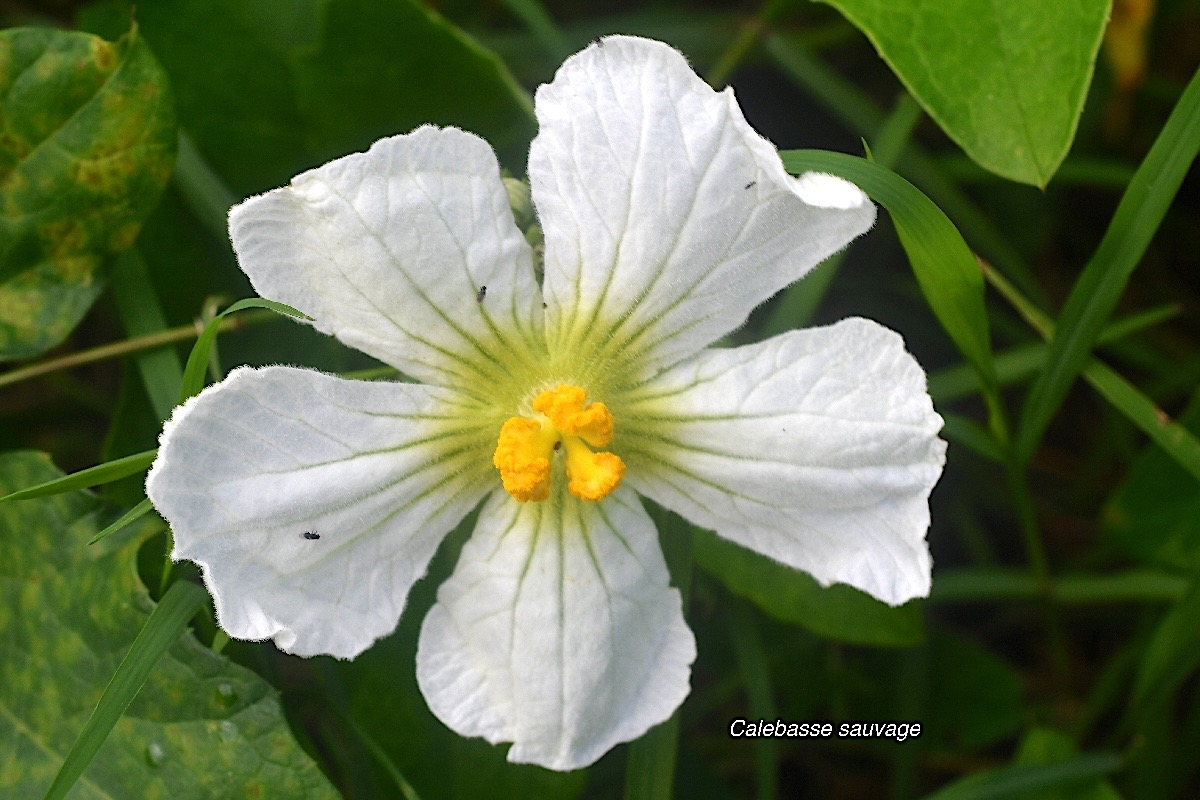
[476,285,487,303]
[744,181,756,189]
[302,531,320,540]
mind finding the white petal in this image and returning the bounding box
[146,366,494,659]
[416,487,696,770]
[229,126,544,390]
[623,318,946,605]
[528,36,875,378]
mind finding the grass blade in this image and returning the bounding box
[42,580,209,800]
[985,263,1200,485]
[88,497,155,545]
[110,251,185,422]
[762,93,921,336]
[918,753,1122,800]
[179,298,311,403]
[0,450,155,503]
[779,150,996,392]
[1017,67,1200,461]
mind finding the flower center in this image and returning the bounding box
[492,384,626,502]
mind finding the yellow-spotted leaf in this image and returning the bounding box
[0,27,176,359]
[0,451,337,798]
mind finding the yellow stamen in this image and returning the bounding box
[563,438,626,501]
[494,384,625,502]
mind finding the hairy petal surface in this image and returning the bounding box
[416,486,696,770]
[529,36,875,381]
[229,126,544,391]
[622,318,945,605]
[147,366,494,659]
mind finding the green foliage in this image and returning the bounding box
[0,27,175,359]
[925,632,1023,751]
[693,528,924,647]
[1,0,1198,796]
[820,0,1110,186]
[779,149,998,409]
[83,0,535,196]
[1016,67,1200,462]
[1104,395,1200,570]
[0,451,338,798]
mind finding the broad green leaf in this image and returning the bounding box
[780,150,996,394]
[1012,728,1121,800]
[1016,67,1200,461]
[1133,577,1200,708]
[0,27,176,359]
[692,527,923,647]
[111,0,535,196]
[819,0,1110,186]
[0,451,338,798]
[44,580,209,800]
[1104,394,1200,570]
[0,448,154,502]
[295,0,535,168]
[925,632,1023,751]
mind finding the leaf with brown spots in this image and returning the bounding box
[0,26,176,360]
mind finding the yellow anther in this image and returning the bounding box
[563,438,626,501]
[532,384,615,447]
[494,384,625,503]
[492,417,555,502]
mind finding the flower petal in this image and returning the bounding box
[229,126,544,390]
[622,318,945,605]
[528,36,875,379]
[146,366,493,659]
[415,486,696,770]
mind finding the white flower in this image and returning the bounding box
[146,36,945,771]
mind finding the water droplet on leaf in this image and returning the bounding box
[145,742,165,767]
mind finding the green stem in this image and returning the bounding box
[706,0,794,86]
[0,311,277,391]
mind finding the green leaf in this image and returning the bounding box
[819,0,1110,186]
[44,580,209,800]
[693,527,923,647]
[931,567,1187,605]
[179,298,310,402]
[117,0,535,196]
[1011,728,1122,800]
[1133,577,1200,709]
[919,753,1122,800]
[0,26,176,359]
[1016,67,1200,461]
[925,632,1024,751]
[295,0,536,168]
[780,150,995,394]
[88,496,154,544]
[0,448,155,502]
[110,250,185,421]
[0,451,338,798]
[1104,394,1200,570]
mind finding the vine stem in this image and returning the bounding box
[0,310,276,391]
